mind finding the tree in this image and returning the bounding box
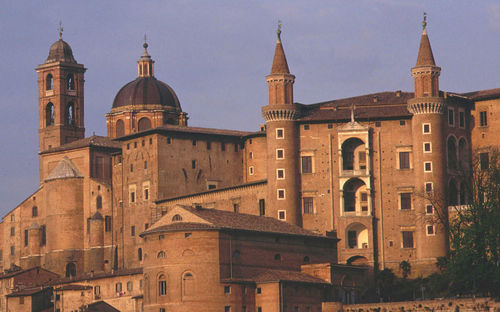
[399,260,411,279]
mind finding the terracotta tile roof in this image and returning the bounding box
[415,30,436,67]
[142,206,332,239]
[461,88,500,101]
[270,39,290,74]
[7,286,48,297]
[54,284,93,291]
[40,135,121,154]
[47,267,142,286]
[0,266,57,280]
[222,269,329,285]
[86,301,120,312]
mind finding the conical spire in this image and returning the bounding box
[270,21,290,74]
[415,13,436,67]
[138,34,155,77]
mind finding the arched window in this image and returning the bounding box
[116,120,125,137]
[458,138,468,169]
[65,262,76,278]
[138,248,143,261]
[96,196,102,209]
[341,138,365,171]
[158,274,167,296]
[342,178,367,214]
[67,74,75,91]
[449,179,458,206]
[447,137,457,170]
[157,251,166,259]
[66,102,75,125]
[182,272,194,296]
[46,103,54,126]
[172,214,183,222]
[345,223,369,249]
[46,74,53,91]
[32,206,38,217]
[138,117,152,131]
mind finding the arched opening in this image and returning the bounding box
[345,223,369,249]
[32,206,38,217]
[157,251,166,259]
[172,214,183,222]
[46,74,53,90]
[341,138,365,171]
[458,138,468,169]
[67,74,75,91]
[115,120,125,137]
[158,274,167,296]
[96,195,102,209]
[346,255,369,266]
[65,262,76,278]
[144,275,150,302]
[138,117,152,131]
[182,272,194,297]
[138,248,143,261]
[447,137,457,170]
[342,178,367,214]
[448,179,458,206]
[46,103,54,126]
[65,102,75,125]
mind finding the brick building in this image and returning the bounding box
[0,19,499,311]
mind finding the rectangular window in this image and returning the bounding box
[192,160,196,169]
[276,128,284,139]
[303,197,314,214]
[425,182,433,193]
[130,191,135,203]
[400,120,406,126]
[426,225,435,236]
[144,188,149,200]
[94,286,101,296]
[24,229,28,246]
[192,139,196,146]
[278,210,286,220]
[424,142,432,153]
[131,226,135,236]
[328,124,333,129]
[115,282,122,293]
[448,108,455,126]
[233,203,239,213]
[347,230,357,248]
[10,246,14,256]
[167,137,171,144]
[375,121,381,127]
[426,205,434,214]
[134,142,137,148]
[225,307,231,312]
[402,231,414,248]
[301,156,312,173]
[141,140,145,147]
[276,149,284,159]
[304,124,310,130]
[480,111,487,127]
[206,141,211,150]
[221,143,226,151]
[344,191,355,212]
[424,161,432,172]
[224,286,231,294]
[277,189,285,199]
[459,111,465,128]
[399,152,410,169]
[41,225,46,246]
[127,281,133,291]
[259,199,265,216]
[105,216,112,232]
[423,123,431,134]
[276,169,285,180]
[480,153,489,170]
[10,227,14,237]
[400,193,412,210]
[234,144,238,152]
[144,161,147,169]
[359,151,366,169]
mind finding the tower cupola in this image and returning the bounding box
[138,36,155,77]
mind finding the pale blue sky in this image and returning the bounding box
[1,1,499,215]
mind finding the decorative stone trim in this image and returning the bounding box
[407,98,446,115]
[262,108,299,121]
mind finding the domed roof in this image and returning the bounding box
[112,77,181,110]
[46,39,76,64]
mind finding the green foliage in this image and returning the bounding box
[399,260,411,279]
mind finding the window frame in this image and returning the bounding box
[398,151,411,170]
[448,107,455,126]
[402,231,415,248]
[278,210,286,220]
[276,149,284,160]
[277,189,285,200]
[422,123,431,134]
[424,161,432,173]
[479,111,488,127]
[301,155,313,174]
[426,224,435,236]
[423,142,432,153]
[276,128,284,139]
[302,197,314,215]
[276,168,285,180]
[399,192,412,210]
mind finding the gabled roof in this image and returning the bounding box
[142,205,333,239]
[40,135,121,154]
[86,301,120,312]
[45,157,83,181]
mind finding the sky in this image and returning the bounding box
[0,1,500,216]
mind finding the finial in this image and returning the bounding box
[58,21,64,39]
[350,104,356,123]
[277,20,282,41]
[143,33,148,50]
[422,12,427,30]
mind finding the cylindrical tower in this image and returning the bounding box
[262,25,301,226]
[407,18,448,274]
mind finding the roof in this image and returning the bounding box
[7,286,49,297]
[45,157,83,181]
[415,29,436,67]
[47,267,142,285]
[86,301,120,312]
[222,269,329,285]
[270,36,290,74]
[142,206,332,239]
[114,124,254,141]
[0,266,57,280]
[46,38,76,64]
[461,88,500,101]
[40,135,121,154]
[54,284,92,291]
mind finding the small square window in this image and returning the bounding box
[424,142,431,153]
[304,125,310,130]
[276,149,284,159]
[276,128,284,139]
[400,120,406,126]
[328,124,333,129]
[424,161,432,172]
[224,286,231,294]
[256,288,262,294]
[426,205,434,214]
[425,182,433,193]
[426,225,435,236]
[278,210,286,220]
[277,169,285,179]
[277,189,285,199]
[375,121,381,127]
[423,123,431,134]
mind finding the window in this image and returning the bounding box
[138,118,151,131]
[192,139,197,146]
[46,74,53,90]
[127,281,133,291]
[277,189,285,199]
[400,120,406,126]
[328,123,333,129]
[172,214,183,222]
[224,286,231,294]
[221,142,225,151]
[130,164,134,172]
[10,246,14,256]
[41,225,46,246]
[426,205,434,214]
[276,149,284,159]
[116,282,122,293]
[423,123,431,134]
[425,182,433,193]
[348,231,357,248]
[359,151,366,169]
[65,102,75,125]
[301,156,312,173]
[480,111,487,127]
[208,183,217,190]
[160,309,166,312]
[400,193,412,210]
[274,254,281,261]
[46,103,55,126]
[448,108,455,126]
[459,111,465,128]
[304,125,310,130]
[11,214,14,222]
[278,210,286,220]
[258,308,262,312]
[182,273,194,296]
[402,231,414,248]
[10,227,14,236]
[249,152,253,159]
[225,307,231,312]
[131,226,135,236]
[375,121,381,127]
[424,161,432,172]
[141,140,145,147]
[145,223,149,229]
[137,248,143,261]
[167,137,171,144]
[276,128,284,139]
[399,152,410,169]
[259,199,265,216]
[249,166,254,175]
[206,141,211,150]
[303,197,314,214]
[143,182,149,201]
[104,216,112,232]
[67,74,75,90]
[277,169,285,179]
[192,160,196,169]
[24,229,28,246]
[96,196,102,209]
[32,206,38,217]
[144,161,147,169]
[234,144,238,152]
[426,225,435,236]
[480,152,489,170]
[424,142,432,153]
[257,288,262,294]
[157,251,166,258]
[19,297,24,304]
[94,286,101,296]
[134,142,137,148]
[233,203,239,213]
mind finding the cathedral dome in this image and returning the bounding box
[112,77,181,110]
[46,39,76,64]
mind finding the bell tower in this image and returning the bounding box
[36,27,85,152]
